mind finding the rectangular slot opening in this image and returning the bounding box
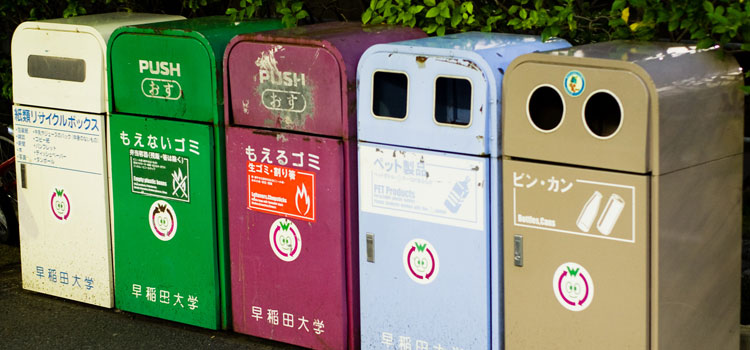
[435,76,471,126]
[372,71,408,119]
[27,55,86,82]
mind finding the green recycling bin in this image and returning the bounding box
[107,17,282,329]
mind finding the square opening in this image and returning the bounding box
[372,71,408,119]
[435,77,471,126]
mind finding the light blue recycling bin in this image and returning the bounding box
[356,33,570,350]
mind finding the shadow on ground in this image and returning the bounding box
[0,243,302,349]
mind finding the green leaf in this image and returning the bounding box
[292,1,303,12]
[424,0,436,6]
[727,7,742,17]
[703,1,714,14]
[296,10,308,19]
[410,5,425,13]
[463,1,473,14]
[697,37,715,49]
[691,29,707,39]
[550,25,561,37]
[715,5,725,17]
[541,26,552,42]
[440,6,450,18]
[424,23,438,33]
[362,8,372,23]
[520,8,527,19]
[282,14,295,27]
[740,85,750,95]
[451,12,461,27]
[437,25,446,36]
[426,7,440,17]
[384,4,393,16]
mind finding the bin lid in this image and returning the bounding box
[108,16,283,124]
[11,13,184,114]
[357,32,570,157]
[502,41,743,174]
[224,22,425,138]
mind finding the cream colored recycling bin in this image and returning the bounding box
[11,12,183,307]
[502,42,743,349]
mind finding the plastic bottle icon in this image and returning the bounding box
[576,191,602,233]
[597,194,625,236]
[444,177,471,213]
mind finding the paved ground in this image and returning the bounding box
[0,243,301,350]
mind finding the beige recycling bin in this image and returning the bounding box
[502,42,743,349]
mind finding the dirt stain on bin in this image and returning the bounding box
[254,45,316,130]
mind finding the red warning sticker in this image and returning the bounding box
[247,161,315,222]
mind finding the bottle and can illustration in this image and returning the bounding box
[576,191,601,232]
[597,194,624,235]
[576,191,624,236]
[444,177,471,213]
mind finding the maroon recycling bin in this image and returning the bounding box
[223,23,425,349]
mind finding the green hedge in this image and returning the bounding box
[2,0,750,107]
[361,0,750,47]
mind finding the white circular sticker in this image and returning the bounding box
[50,187,71,221]
[553,262,594,311]
[269,218,301,262]
[564,70,585,97]
[149,200,177,241]
[403,239,439,284]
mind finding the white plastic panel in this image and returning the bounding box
[14,105,113,307]
[12,25,105,113]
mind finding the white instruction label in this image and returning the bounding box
[359,144,485,230]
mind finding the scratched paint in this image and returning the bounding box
[253,45,317,129]
[228,40,346,137]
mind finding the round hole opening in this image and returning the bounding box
[583,91,622,138]
[527,86,564,132]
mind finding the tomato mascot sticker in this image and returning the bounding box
[553,262,594,311]
[269,218,301,262]
[50,188,71,220]
[149,200,177,241]
[403,239,439,284]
